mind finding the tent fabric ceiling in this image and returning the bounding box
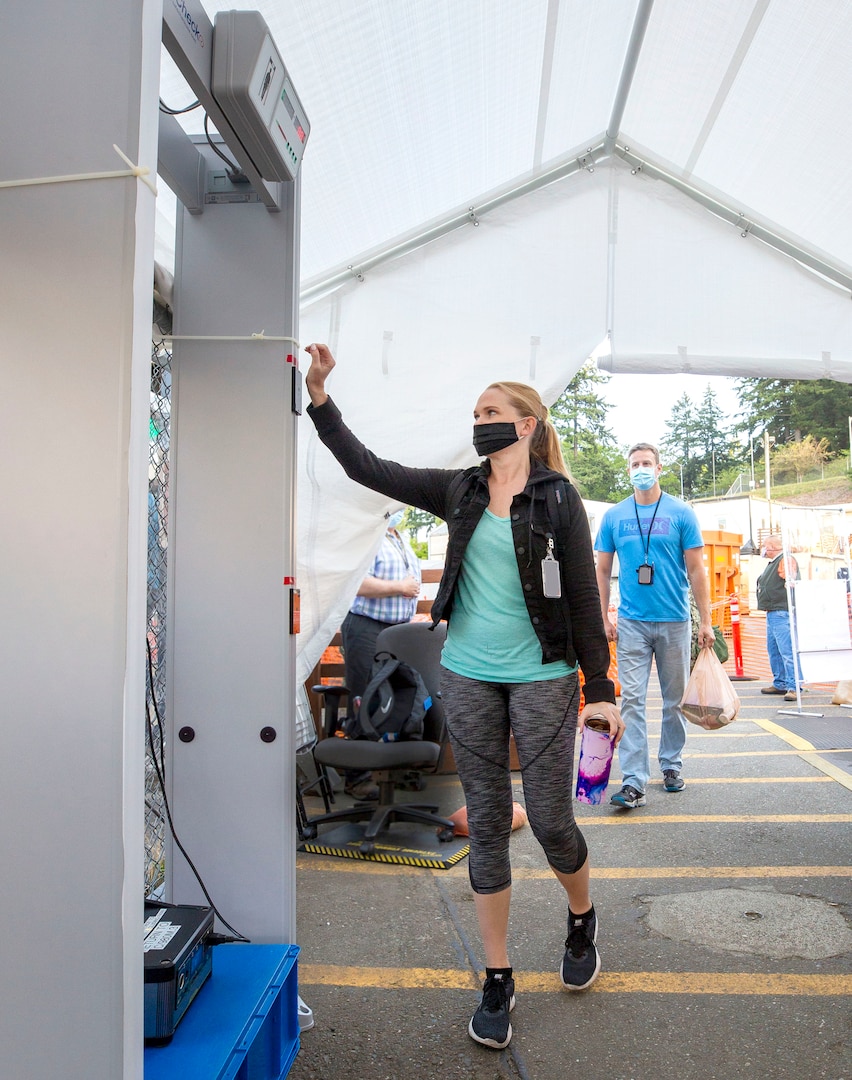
[157,0,852,675]
[159,0,852,291]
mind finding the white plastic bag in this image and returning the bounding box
[831,679,852,705]
[681,647,740,729]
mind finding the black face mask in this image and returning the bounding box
[472,422,519,457]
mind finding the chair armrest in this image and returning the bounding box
[310,684,349,698]
[310,684,350,738]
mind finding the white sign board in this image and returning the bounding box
[793,579,852,681]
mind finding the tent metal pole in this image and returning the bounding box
[615,143,852,295]
[301,141,605,303]
[603,0,656,155]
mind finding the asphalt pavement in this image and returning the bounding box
[291,680,852,1080]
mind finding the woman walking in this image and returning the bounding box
[304,343,623,1050]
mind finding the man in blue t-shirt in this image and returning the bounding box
[595,443,714,809]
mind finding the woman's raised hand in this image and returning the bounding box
[304,343,336,406]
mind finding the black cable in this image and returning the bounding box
[145,637,250,942]
[203,113,240,172]
[159,96,200,115]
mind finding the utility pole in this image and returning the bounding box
[764,430,773,529]
[749,433,755,489]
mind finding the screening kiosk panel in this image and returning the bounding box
[212,9,310,182]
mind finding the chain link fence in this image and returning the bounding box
[146,342,171,896]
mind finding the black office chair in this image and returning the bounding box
[302,621,456,854]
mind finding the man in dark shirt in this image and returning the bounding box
[756,535,800,702]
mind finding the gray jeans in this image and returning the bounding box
[440,668,587,894]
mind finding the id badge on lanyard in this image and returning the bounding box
[542,537,562,598]
[634,496,662,586]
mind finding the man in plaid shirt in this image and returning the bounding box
[341,510,422,799]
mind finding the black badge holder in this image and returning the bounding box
[637,563,654,585]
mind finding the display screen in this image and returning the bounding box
[281,87,307,144]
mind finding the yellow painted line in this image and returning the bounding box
[298,964,852,996]
[297,854,441,875]
[295,857,851,879]
[575,814,852,825]
[747,718,852,790]
[753,718,817,751]
[646,776,832,784]
[800,751,852,792]
[300,964,479,990]
[683,749,851,758]
[520,865,852,881]
[516,972,852,996]
[659,732,775,738]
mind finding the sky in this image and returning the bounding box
[599,371,743,453]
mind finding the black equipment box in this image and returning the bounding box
[144,902,214,1046]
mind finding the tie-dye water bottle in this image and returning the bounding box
[575,715,614,805]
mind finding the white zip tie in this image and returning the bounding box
[0,144,157,196]
[164,331,300,347]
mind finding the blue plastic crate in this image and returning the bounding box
[145,943,300,1080]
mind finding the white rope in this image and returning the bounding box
[0,144,157,196]
[164,331,300,347]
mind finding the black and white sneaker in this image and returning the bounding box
[663,769,685,792]
[560,910,600,991]
[468,972,515,1049]
[610,784,646,809]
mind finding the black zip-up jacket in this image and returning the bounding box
[308,397,615,705]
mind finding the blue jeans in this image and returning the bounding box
[615,618,691,792]
[766,609,796,691]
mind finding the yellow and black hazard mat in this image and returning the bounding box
[299,822,469,868]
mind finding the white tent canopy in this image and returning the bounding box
[157,0,852,676]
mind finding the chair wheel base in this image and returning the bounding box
[437,827,455,843]
[359,840,376,855]
[300,824,318,840]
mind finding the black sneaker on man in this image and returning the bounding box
[560,908,600,991]
[610,784,646,809]
[663,769,685,792]
[468,971,515,1049]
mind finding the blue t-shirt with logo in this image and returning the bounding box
[594,493,703,622]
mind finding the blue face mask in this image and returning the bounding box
[386,510,404,529]
[630,467,657,491]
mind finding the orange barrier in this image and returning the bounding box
[579,638,621,708]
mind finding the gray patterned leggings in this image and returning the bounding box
[440,668,588,894]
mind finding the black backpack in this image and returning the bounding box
[345,651,431,742]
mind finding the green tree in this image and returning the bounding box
[772,434,831,483]
[735,378,796,443]
[550,361,614,459]
[661,386,736,498]
[693,385,735,496]
[789,380,852,452]
[567,441,632,503]
[402,506,439,535]
[734,377,852,452]
[661,393,701,497]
